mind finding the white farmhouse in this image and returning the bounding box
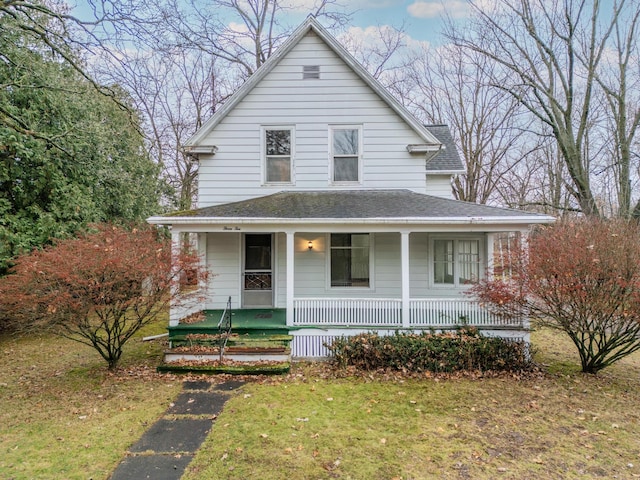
[148,17,554,365]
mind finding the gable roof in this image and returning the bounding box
[184,17,441,149]
[424,125,465,173]
[149,190,555,226]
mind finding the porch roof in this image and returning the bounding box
[149,190,555,227]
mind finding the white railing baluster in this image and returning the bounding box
[291,297,521,328]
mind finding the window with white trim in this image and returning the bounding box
[264,127,293,183]
[330,126,361,183]
[330,233,370,287]
[432,238,481,286]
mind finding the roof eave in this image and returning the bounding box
[426,169,466,175]
[147,215,556,226]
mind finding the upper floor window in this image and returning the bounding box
[264,127,293,183]
[330,126,361,183]
[433,238,481,286]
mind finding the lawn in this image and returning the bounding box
[2,323,640,480]
[183,329,640,480]
[0,315,183,480]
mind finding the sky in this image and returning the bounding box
[69,0,470,45]
[344,0,470,43]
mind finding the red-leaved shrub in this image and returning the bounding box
[0,224,207,369]
[472,218,640,373]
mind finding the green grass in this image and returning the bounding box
[0,315,182,480]
[184,329,640,480]
[4,322,640,479]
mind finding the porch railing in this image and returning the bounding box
[293,298,401,326]
[217,296,232,360]
[409,298,522,328]
[292,297,522,329]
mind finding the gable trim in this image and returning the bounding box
[184,17,441,148]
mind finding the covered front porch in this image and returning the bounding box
[150,190,555,360]
[167,297,525,359]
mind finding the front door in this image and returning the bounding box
[242,233,273,308]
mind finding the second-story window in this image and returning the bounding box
[264,127,293,183]
[331,126,361,183]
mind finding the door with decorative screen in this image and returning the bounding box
[242,234,273,307]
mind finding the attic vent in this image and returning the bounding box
[303,65,320,79]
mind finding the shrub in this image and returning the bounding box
[326,327,531,373]
[472,218,640,374]
[0,223,207,369]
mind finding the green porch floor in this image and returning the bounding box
[168,309,289,336]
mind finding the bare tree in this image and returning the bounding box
[339,23,410,80]
[446,0,639,217]
[152,0,350,79]
[92,0,353,209]
[593,1,640,217]
[96,46,234,210]
[400,44,533,205]
[498,136,577,215]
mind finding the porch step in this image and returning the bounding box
[164,349,290,363]
[161,332,293,375]
[157,360,291,375]
[169,333,293,349]
[227,334,293,349]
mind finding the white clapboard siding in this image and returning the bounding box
[292,232,403,298]
[426,175,455,200]
[205,232,241,310]
[198,32,433,207]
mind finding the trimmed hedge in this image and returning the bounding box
[326,327,531,373]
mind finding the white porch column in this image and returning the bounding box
[486,232,495,279]
[286,231,295,327]
[169,229,181,327]
[401,231,410,329]
[197,233,208,290]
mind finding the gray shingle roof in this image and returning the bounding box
[424,125,464,172]
[165,190,547,220]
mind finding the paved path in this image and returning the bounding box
[110,380,245,480]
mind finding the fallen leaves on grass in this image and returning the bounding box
[278,361,547,385]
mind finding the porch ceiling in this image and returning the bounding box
[148,190,555,228]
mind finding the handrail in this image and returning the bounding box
[217,296,232,361]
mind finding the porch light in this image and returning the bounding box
[308,241,313,250]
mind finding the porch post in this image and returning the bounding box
[401,231,410,329]
[169,229,181,327]
[197,233,208,290]
[486,232,495,279]
[286,231,294,327]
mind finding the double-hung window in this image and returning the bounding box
[433,238,481,286]
[330,126,361,183]
[330,233,370,287]
[264,127,293,183]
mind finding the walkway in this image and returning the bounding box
[110,380,245,480]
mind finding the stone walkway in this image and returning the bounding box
[110,380,245,480]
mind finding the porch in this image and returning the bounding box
[166,298,525,360]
